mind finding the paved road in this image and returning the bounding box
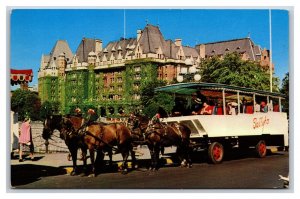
[9,147,289,190]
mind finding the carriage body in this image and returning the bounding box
[155,82,289,163]
[162,112,288,148]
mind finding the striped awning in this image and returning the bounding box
[10,69,33,85]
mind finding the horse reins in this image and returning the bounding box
[83,128,119,152]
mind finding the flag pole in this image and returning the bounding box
[269,9,273,92]
[124,10,126,40]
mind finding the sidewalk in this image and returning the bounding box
[11,146,177,169]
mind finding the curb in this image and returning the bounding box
[63,157,175,174]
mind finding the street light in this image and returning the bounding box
[177,65,201,83]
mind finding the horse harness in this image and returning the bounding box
[146,122,168,138]
[83,123,119,151]
[145,122,183,141]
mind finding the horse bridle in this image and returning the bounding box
[61,117,80,138]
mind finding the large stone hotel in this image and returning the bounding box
[38,24,272,116]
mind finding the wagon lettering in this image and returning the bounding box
[253,116,270,130]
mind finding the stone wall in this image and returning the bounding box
[14,121,69,153]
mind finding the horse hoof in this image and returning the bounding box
[121,169,128,175]
[70,171,77,176]
[188,164,192,168]
[88,174,95,177]
[79,173,86,177]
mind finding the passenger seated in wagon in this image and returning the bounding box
[200,102,213,115]
[227,102,238,115]
[191,92,203,115]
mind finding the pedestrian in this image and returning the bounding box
[19,117,34,162]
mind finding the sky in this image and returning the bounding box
[10,9,289,88]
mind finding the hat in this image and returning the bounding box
[195,98,202,104]
[24,116,30,122]
[75,108,82,114]
[88,108,96,115]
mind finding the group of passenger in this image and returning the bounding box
[172,91,279,116]
[190,92,214,115]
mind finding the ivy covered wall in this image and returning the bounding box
[38,76,58,103]
[39,60,164,117]
[65,70,89,113]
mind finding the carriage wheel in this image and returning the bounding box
[256,140,267,158]
[208,142,224,164]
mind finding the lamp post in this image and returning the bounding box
[176,65,201,83]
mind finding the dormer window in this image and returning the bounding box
[236,46,241,50]
[211,50,215,53]
[225,48,230,51]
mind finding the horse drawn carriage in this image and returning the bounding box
[155,82,289,164]
[43,82,288,176]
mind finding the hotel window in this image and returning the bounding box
[134,66,141,72]
[134,74,141,80]
[134,83,139,89]
[118,86,123,91]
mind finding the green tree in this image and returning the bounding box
[11,89,41,121]
[40,101,61,119]
[280,72,289,115]
[199,52,279,91]
[140,79,166,106]
[140,80,175,117]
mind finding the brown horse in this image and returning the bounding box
[47,116,136,177]
[127,114,192,170]
[81,122,136,177]
[43,115,88,176]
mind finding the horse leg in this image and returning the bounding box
[80,146,88,176]
[185,144,192,168]
[69,146,78,176]
[153,145,160,171]
[177,146,187,167]
[130,147,138,169]
[95,150,105,174]
[160,147,165,155]
[120,146,130,174]
[88,148,96,177]
[108,149,113,167]
[148,144,155,171]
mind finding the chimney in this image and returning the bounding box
[199,44,206,59]
[175,39,182,47]
[95,39,102,54]
[137,30,142,41]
